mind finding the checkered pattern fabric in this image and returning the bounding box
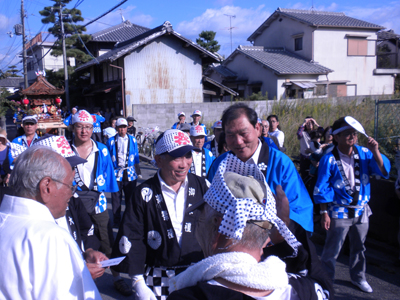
[329,194,365,218]
[8,142,27,159]
[114,166,137,182]
[145,267,177,300]
[204,153,301,256]
[95,192,107,214]
[93,126,101,133]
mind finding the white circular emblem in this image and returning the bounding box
[329,156,336,165]
[313,186,320,195]
[362,147,368,153]
[147,230,162,250]
[110,140,114,146]
[334,179,345,189]
[362,174,369,185]
[141,187,153,202]
[97,174,105,186]
[119,236,131,254]
[102,148,108,156]
[130,154,134,162]
[18,138,21,142]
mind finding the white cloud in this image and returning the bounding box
[176,5,271,56]
[344,3,400,33]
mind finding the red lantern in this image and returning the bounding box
[22,98,29,107]
[55,97,62,104]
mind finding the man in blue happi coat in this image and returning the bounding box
[70,109,118,258]
[207,104,314,234]
[106,117,141,227]
[314,116,390,293]
[189,125,215,178]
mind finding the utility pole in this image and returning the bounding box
[59,7,70,109]
[224,14,236,53]
[21,0,28,88]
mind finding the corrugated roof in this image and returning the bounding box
[91,20,150,42]
[248,8,384,42]
[75,21,221,72]
[233,45,332,75]
[0,77,24,88]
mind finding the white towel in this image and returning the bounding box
[169,252,288,293]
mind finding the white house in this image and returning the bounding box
[208,8,395,100]
[25,33,75,85]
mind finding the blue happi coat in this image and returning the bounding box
[314,145,390,219]
[106,134,140,182]
[92,114,105,133]
[208,141,314,232]
[73,141,118,214]
[9,134,40,169]
[263,136,279,150]
[63,114,73,126]
[189,148,215,177]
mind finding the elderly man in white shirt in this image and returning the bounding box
[0,146,101,299]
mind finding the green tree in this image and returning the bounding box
[196,31,221,53]
[0,88,13,117]
[39,0,92,101]
[7,65,21,77]
[39,0,92,68]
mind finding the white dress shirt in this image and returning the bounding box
[338,149,355,190]
[269,129,285,148]
[246,140,263,165]
[72,140,98,190]
[157,170,188,247]
[117,134,129,167]
[192,150,203,177]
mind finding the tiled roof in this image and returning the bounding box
[0,77,24,88]
[76,21,221,72]
[234,45,332,75]
[278,8,384,28]
[377,30,400,41]
[248,8,384,42]
[91,20,150,42]
[212,64,237,78]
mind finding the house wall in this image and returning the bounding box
[124,36,203,109]
[314,28,394,95]
[224,54,279,99]
[252,16,314,60]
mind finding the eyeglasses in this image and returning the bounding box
[341,131,358,138]
[52,179,78,194]
[75,125,93,131]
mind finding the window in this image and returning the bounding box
[295,37,303,51]
[348,38,368,56]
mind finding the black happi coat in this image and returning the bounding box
[112,173,208,275]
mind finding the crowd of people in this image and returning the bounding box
[0,103,397,300]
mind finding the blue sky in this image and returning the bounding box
[1,0,399,73]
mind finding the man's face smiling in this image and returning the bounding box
[73,122,93,143]
[225,114,260,162]
[156,152,192,187]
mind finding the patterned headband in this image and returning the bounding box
[204,153,301,256]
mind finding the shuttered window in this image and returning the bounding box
[348,38,368,56]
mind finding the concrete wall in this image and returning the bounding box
[130,94,391,132]
[124,36,203,106]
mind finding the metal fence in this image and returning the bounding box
[374,99,400,176]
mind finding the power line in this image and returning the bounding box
[83,0,128,27]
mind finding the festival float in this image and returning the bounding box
[19,71,67,136]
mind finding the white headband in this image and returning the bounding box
[332,125,352,135]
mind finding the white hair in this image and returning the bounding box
[9,146,68,198]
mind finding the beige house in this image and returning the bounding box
[207,8,395,100]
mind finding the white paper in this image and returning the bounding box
[100,256,126,268]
